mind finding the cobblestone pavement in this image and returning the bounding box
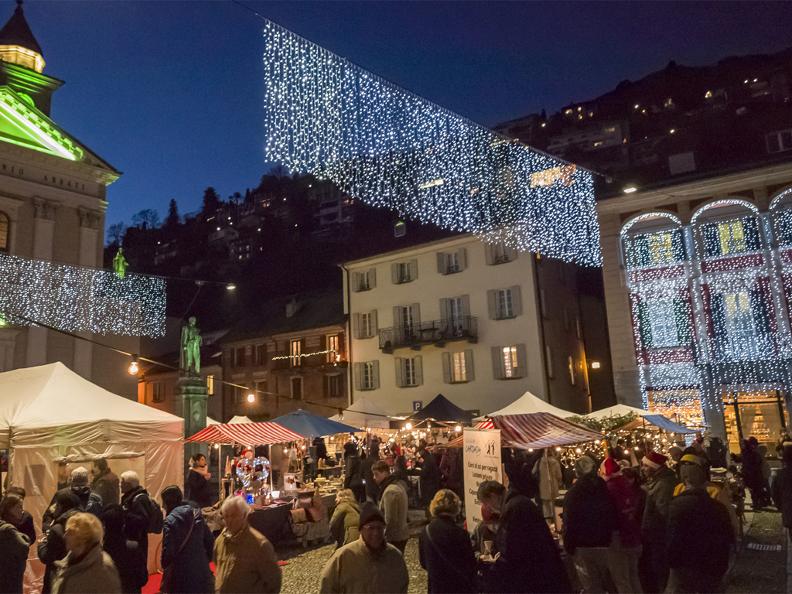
[279,537,428,594]
[727,509,786,594]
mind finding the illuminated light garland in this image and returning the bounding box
[261,22,601,266]
[270,348,338,361]
[0,252,165,337]
[621,192,792,427]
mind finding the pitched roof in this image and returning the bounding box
[0,2,42,55]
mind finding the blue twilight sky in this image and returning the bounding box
[19,0,792,231]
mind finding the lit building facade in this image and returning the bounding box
[599,160,792,451]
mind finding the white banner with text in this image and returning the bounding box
[463,428,502,533]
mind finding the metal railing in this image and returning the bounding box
[378,316,478,352]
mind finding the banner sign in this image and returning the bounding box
[463,428,501,533]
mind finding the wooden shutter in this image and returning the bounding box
[487,290,498,320]
[352,313,360,339]
[395,357,404,387]
[485,243,494,265]
[393,306,401,329]
[461,294,471,317]
[457,247,468,270]
[353,363,362,390]
[372,361,380,389]
[370,310,378,335]
[369,267,377,288]
[414,356,423,386]
[510,286,523,316]
[409,259,418,280]
[437,252,446,274]
[516,344,527,378]
[491,346,504,379]
[391,263,400,284]
[410,303,421,325]
[442,352,452,383]
[439,298,450,323]
[465,349,475,381]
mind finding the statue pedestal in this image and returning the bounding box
[179,375,209,470]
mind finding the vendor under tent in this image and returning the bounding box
[448,413,601,449]
[479,389,575,419]
[622,414,695,434]
[586,403,650,420]
[328,395,392,429]
[408,393,473,424]
[272,408,359,438]
[0,362,184,590]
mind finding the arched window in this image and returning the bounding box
[0,211,9,252]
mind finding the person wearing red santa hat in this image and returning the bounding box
[639,451,678,593]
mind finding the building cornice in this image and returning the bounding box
[343,233,473,268]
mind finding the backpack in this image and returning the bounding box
[134,492,164,534]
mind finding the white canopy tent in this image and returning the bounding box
[0,363,183,590]
[586,403,650,420]
[480,390,575,419]
[329,396,392,429]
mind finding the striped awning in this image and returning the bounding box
[447,413,600,449]
[186,422,303,445]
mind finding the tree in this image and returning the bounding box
[201,187,221,218]
[131,209,160,229]
[165,198,180,229]
[106,222,126,246]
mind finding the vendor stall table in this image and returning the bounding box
[249,502,293,545]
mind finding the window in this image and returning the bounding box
[353,268,376,291]
[325,374,342,398]
[326,334,340,363]
[648,232,674,263]
[637,297,691,348]
[719,220,747,255]
[503,346,519,378]
[206,375,214,395]
[255,380,268,398]
[497,289,513,319]
[396,356,422,387]
[235,347,246,367]
[443,350,474,383]
[702,218,760,257]
[492,345,525,379]
[355,361,379,390]
[391,260,417,284]
[441,295,469,335]
[255,344,267,366]
[568,356,576,385]
[627,230,685,268]
[0,211,8,252]
[356,311,377,339]
[290,377,303,400]
[437,248,467,275]
[289,339,302,367]
[766,129,792,154]
[490,287,522,320]
[488,243,515,265]
[394,304,420,338]
[152,382,165,403]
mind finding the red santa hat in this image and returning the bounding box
[240,448,253,457]
[599,457,622,480]
[642,451,668,469]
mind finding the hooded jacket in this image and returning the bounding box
[330,500,360,548]
[378,475,409,543]
[563,473,618,553]
[51,544,121,594]
[213,524,281,594]
[161,504,214,593]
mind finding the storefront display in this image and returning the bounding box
[723,389,788,453]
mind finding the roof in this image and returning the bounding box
[448,413,601,449]
[222,290,344,343]
[0,2,42,55]
[409,394,473,424]
[271,409,359,438]
[186,421,302,445]
[483,390,574,419]
[586,403,649,420]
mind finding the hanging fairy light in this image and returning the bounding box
[127,355,139,376]
[261,21,601,266]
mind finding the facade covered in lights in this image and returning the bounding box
[599,160,792,452]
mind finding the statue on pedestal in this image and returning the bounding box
[113,247,128,279]
[180,316,202,376]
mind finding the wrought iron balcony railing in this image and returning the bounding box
[378,316,478,353]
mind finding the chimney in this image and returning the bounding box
[285,297,300,318]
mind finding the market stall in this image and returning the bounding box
[480,389,575,419]
[329,395,392,429]
[408,393,474,425]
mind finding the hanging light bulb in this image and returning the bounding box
[246,393,255,403]
[127,355,139,376]
[454,425,462,433]
[405,422,413,431]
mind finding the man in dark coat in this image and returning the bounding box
[344,451,366,503]
[102,504,147,594]
[360,452,379,503]
[418,448,441,507]
[0,510,29,594]
[478,480,570,593]
[92,459,120,507]
[666,460,734,592]
[38,490,81,593]
[640,451,678,594]
[160,485,215,593]
[120,471,155,594]
[771,441,792,534]
[563,456,619,593]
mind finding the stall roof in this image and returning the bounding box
[329,396,392,429]
[626,414,695,434]
[271,409,359,438]
[409,394,473,424]
[448,413,601,449]
[586,404,649,420]
[187,422,302,445]
[481,390,574,419]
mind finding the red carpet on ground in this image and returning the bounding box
[142,561,288,594]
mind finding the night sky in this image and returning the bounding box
[19,1,792,231]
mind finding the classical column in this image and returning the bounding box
[73,207,102,378]
[26,198,57,366]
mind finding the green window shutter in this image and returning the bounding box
[750,287,771,334]
[672,229,685,262]
[637,299,652,347]
[711,294,726,337]
[703,224,720,257]
[673,297,692,345]
[744,217,761,251]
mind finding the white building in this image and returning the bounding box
[342,235,604,416]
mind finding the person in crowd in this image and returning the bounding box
[673,454,739,538]
[51,512,121,594]
[535,449,563,530]
[478,480,570,593]
[160,485,214,594]
[214,496,281,593]
[360,451,379,503]
[39,490,82,593]
[741,436,769,509]
[666,457,734,593]
[0,494,30,594]
[44,467,104,528]
[372,460,409,553]
[772,441,792,538]
[330,489,361,549]
[668,446,684,479]
[120,470,156,594]
[343,448,366,503]
[101,504,146,594]
[57,461,70,491]
[563,455,618,594]
[707,436,728,469]
[419,489,476,594]
[91,459,120,507]
[186,453,215,509]
[3,487,35,545]
[417,446,441,507]
[640,451,678,594]
[601,458,645,594]
[320,502,409,594]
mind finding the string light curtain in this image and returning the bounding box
[0,252,166,337]
[262,21,601,266]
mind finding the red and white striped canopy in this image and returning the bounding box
[447,413,600,449]
[186,422,303,445]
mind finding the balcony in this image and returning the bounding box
[378,316,478,353]
[270,351,347,371]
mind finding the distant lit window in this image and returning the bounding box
[206,375,214,395]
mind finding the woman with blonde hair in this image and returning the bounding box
[51,512,121,594]
[419,489,476,593]
[329,488,361,548]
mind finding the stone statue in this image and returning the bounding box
[113,247,128,279]
[180,316,202,376]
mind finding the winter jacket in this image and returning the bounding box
[39,509,78,594]
[329,500,360,548]
[419,452,441,505]
[343,456,364,491]
[161,504,214,593]
[213,524,281,593]
[605,474,645,548]
[43,487,103,529]
[120,486,153,589]
[641,465,678,545]
[186,468,215,509]
[360,457,378,502]
[0,519,29,594]
[493,489,571,593]
[772,466,792,528]
[102,518,146,594]
[666,488,734,578]
[319,538,409,594]
[674,481,740,538]
[92,470,120,507]
[15,510,36,546]
[562,473,618,553]
[51,544,121,594]
[418,516,476,594]
[536,454,563,502]
[378,475,409,544]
